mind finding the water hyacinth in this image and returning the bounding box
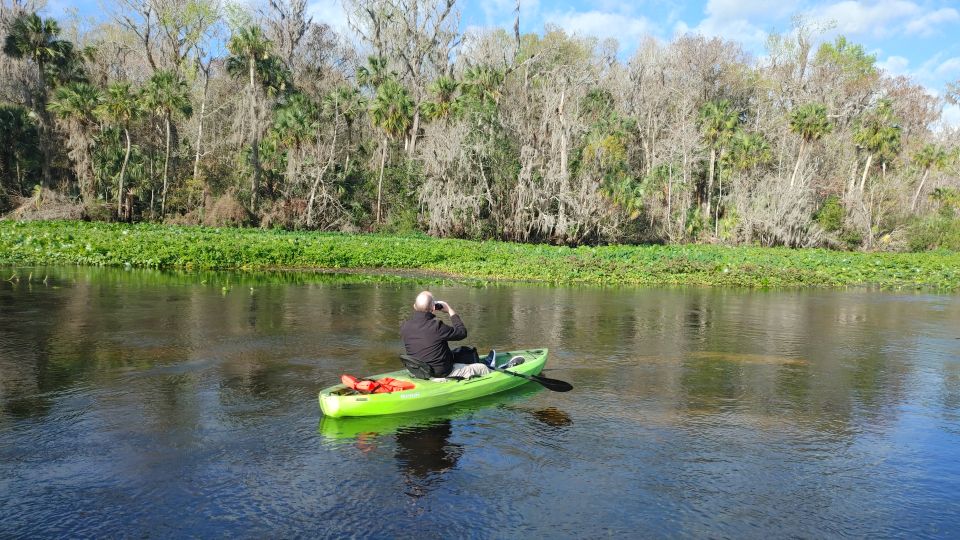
[1,221,958,291]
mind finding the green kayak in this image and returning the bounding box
[318,348,548,418]
[318,384,544,440]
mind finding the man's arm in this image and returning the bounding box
[439,314,468,341]
[435,301,467,341]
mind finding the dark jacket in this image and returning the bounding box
[400,311,467,376]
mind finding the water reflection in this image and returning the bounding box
[395,420,463,499]
[529,407,573,429]
[2,266,960,537]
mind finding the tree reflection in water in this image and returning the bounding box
[392,406,573,499]
[394,420,463,498]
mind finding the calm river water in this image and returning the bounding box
[1,267,959,538]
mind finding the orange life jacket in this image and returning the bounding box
[341,374,416,394]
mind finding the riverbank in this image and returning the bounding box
[1,220,958,290]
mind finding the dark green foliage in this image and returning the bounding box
[854,99,901,165]
[3,13,78,84]
[576,88,641,220]
[906,217,960,252]
[0,104,41,206]
[815,195,844,232]
[789,103,832,141]
[932,188,960,218]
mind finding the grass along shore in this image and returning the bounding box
[1,220,958,291]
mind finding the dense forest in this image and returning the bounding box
[1,0,958,250]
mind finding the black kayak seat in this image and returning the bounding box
[400,354,438,380]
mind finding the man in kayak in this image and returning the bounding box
[400,291,493,379]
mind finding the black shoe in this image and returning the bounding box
[506,356,525,368]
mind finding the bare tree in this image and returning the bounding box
[346,0,461,154]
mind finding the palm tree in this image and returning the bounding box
[275,93,318,148]
[227,26,272,210]
[369,77,413,224]
[97,82,140,216]
[323,86,365,146]
[141,70,193,216]
[853,99,901,191]
[727,131,772,173]
[322,86,366,194]
[460,65,504,108]
[48,82,102,202]
[711,130,771,237]
[911,144,949,211]
[0,105,41,193]
[698,100,739,221]
[421,76,460,122]
[788,103,832,188]
[3,13,73,187]
[356,56,390,90]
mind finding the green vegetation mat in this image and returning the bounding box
[1,220,958,291]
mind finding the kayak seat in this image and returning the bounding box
[400,354,438,380]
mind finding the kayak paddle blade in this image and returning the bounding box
[532,375,573,392]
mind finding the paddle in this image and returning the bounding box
[493,365,573,392]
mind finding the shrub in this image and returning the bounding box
[839,228,863,250]
[379,206,421,235]
[906,216,960,252]
[260,198,306,230]
[932,187,960,218]
[4,188,84,221]
[203,189,253,227]
[83,201,117,222]
[164,209,202,226]
[815,195,844,232]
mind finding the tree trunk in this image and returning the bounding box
[715,171,722,237]
[514,0,521,50]
[248,57,260,211]
[706,147,715,217]
[790,138,806,188]
[557,89,568,240]
[667,162,673,236]
[161,114,171,216]
[193,74,208,203]
[82,139,95,203]
[36,59,52,189]
[847,160,858,197]
[408,107,421,155]
[681,145,689,235]
[911,168,930,211]
[117,127,131,217]
[376,139,387,224]
[859,153,873,191]
[307,118,339,228]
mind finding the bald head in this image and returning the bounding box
[414,291,434,312]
